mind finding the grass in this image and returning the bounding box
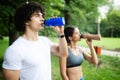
[52,55,120,80]
[0,37,120,80]
[51,55,62,80]
[0,37,8,58]
[77,37,120,50]
[82,55,120,80]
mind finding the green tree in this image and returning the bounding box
[63,0,109,34]
[0,0,63,44]
[107,11,120,37]
[0,0,111,45]
[0,0,19,45]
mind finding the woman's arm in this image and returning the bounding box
[59,56,69,80]
[2,69,20,80]
[82,39,98,64]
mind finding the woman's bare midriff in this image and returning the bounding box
[67,66,83,80]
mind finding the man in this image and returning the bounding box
[2,2,68,80]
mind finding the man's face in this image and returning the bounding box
[25,11,45,32]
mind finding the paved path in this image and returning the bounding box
[101,49,120,57]
[81,46,120,57]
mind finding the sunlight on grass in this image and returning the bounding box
[77,37,120,50]
[0,37,8,58]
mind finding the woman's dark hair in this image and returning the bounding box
[64,25,76,44]
[14,2,45,32]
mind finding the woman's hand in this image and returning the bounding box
[86,39,93,47]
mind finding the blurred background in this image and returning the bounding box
[0,0,120,45]
[0,0,120,80]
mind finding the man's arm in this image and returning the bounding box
[51,35,68,57]
[50,25,68,57]
[2,69,20,80]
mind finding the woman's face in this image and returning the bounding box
[71,28,81,42]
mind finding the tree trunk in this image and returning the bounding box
[9,31,19,45]
[111,27,114,37]
[97,17,101,35]
[97,22,101,34]
[64,10,70,25]
[64,0,70,26]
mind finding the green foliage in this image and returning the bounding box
[42,0,65,17]
[0,5,15,36]
[1,0,109,36]
[64,0,109,34]
[107,11,120,28]
[0,0,120,45]
[101,10,120,37]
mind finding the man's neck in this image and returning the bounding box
[22,30,39,41]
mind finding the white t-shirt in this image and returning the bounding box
[2,36,54,80]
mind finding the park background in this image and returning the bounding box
[0,0,120,80]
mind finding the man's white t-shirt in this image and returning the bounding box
[2,36,54,80]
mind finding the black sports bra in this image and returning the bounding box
[67,48,84,68]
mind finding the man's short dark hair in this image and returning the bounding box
[14,2,45,32]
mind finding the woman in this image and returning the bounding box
[59,26,98,80]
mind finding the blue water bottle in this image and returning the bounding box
[44,17,65,27]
